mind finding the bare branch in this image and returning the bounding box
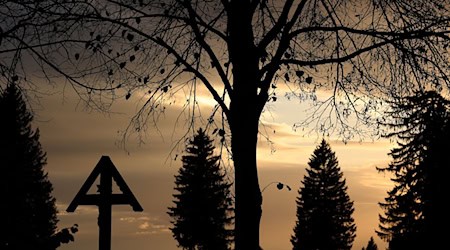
[183,2,233,97]
[281,31,448,67]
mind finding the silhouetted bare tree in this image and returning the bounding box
[291,139,356,250]
[1,1,450,249]
[168,128,233,250]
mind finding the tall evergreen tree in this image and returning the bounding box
[377,91,450,249]
[291,139,356,250]
[362,237,378,250]
[168,128,233,250]
[0,83,59,250]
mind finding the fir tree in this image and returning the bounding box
[168,128,233,250]
[362,237,378,250]
[377,91,450,249]
[0,84,59,250]
[291,139,356,250]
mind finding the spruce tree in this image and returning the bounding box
[0,83,59,250]
[291,139,356,250]
[362,237,378,250]
[377,91,450,249]
[168,128,233,250]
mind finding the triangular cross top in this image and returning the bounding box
[67,155,143,212]
[66,155,143,250]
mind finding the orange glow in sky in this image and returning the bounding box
[36,85,393,250]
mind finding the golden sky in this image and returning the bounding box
[34,84,394,250]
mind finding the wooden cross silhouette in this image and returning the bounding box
[66,156,143,250]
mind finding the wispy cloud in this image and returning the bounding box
[119,214,171,235]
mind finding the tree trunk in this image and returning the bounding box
[227,1,263,249]
[229,104,262,250]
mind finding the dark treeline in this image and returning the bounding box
[4,81,448,250]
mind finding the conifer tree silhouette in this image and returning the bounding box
[168,128,233,250]
[377,91,450,249]
[291,139,356,250]
[0,83,63,249]
[362,237,378,250]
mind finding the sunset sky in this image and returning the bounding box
[29,83,395,250]
[2,1,448,249]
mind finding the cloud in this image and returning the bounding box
[118,214,171,235]
[56,202,98,216]
[138,221,150,230]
